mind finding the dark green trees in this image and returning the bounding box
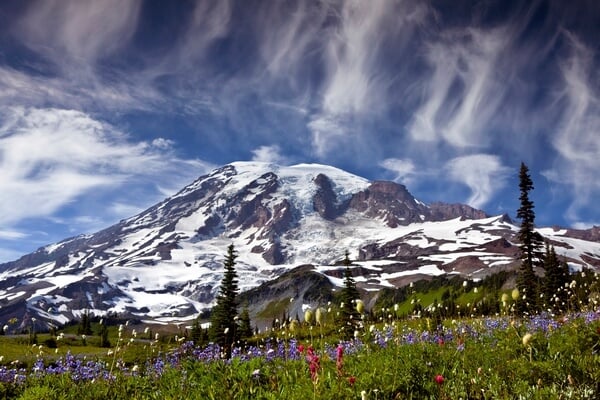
[209,244,240,357]
[237,307,253,341]
[338,251,361,340]
[516,162,543,314]
[542,243,569,313]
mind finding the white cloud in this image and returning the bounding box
[0,230,28,240]
[380,158,416,185]
[0,107,212,227]
[15,0,141,65]
[309,0,428,157]
[445,154,510,209]
[542,34,600,223]
[409,27,509,148]
[251,145,287,164]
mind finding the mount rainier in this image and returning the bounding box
[0,161,599,326]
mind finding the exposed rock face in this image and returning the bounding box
[313,174,343,220]
[429,202,488,221]
[0,161,598,325]
[349,181,429,227]
[565,226,600,242]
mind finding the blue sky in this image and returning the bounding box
[0,0,598,262]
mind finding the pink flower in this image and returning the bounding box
[348,376,356,386]
[435,374,444,385]
[336,344,344,376]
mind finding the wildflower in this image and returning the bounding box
[306,347,320,381]
[289,319,299,333]
[336,344,344,376]
[361,391,367,400]
[348,376,356,386]
[512,288,520,301]
[304,309,314,324]
[224,327,229,334]
[501,293,509,302]
[316,308,325,325]
[356,299,365,314]
[522,333,533,346]
[435,374,444,385]
[252,369,261,380]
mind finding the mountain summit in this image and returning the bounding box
[0,162,598,324]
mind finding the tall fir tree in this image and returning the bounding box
[338,251,361,340]
[209,244,239,357]
[516,162,543,315]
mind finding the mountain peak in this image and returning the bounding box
[0,162,598,325]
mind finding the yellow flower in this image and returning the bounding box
[356,300,365,314]
[522,333,533,347]
[511,288,520,301]
[304,309,314,324]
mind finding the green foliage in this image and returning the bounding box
[516,162,543,315]
[209,244,240,357]
[238,307,253,340]
[337,251,361,340]
[77,311,93,336]
[542,243,570,312]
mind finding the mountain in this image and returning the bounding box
[0,161,599,327]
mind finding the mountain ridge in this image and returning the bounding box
[0,161,598,326]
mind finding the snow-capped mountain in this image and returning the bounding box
[0,161,599,325]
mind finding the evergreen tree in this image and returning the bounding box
[77,310,93,336]
[209,244,239,357]
[338,251,361,340]
[516,162,542,315]
[237,307,253,341]
[542,243,569,313]
[98,323,111,348]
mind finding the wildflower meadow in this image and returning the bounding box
[1,277,599,399]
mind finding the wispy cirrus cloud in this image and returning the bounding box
[14,0,141,65]
[379,158,416,185]
[309,0,428,157]
[408,27,510,148]
[445,154,511,209]
[0,107,212,228]
[543,33,600,224]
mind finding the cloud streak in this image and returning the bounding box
[0,107,212,228]
[543,33,600,224]
[445,154,511,209]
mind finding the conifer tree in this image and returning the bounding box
[542,243,569,313]
[338,251,361,340]
[237,307,253,341]
[77,310,93,336]
[516,162,543,314]
[209,244,239,357]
